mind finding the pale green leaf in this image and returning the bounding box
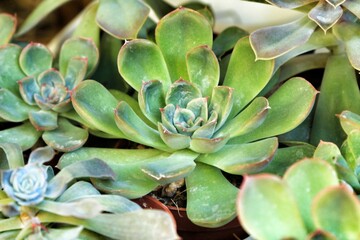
[284,159,339,231]
[156,7,212,81]
[223,37,274,117]
[118,39,171,92]
[196,137,278,174]
[186,163,238,227]
[42,117,88,152]
[237,174,307,239]
[96,0,150,39]
[250,16,317,59]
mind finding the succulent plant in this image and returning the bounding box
[309,110,360,192]
[237,158,360,239]
[249,0,360,70]
[0,143,178,239]
[65,7,318,227]
[0,14,99,152]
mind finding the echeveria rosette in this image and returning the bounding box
[237,158,360,239]
[2,164,48,206]
[70,7,317,227]
[0,143,178,239]
[0,37,98,151]
[251,0,360,70]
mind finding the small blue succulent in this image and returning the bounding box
[2,163,48,206]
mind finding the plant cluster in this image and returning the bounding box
[1,0,360,239]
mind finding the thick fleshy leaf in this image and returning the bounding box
[18,76,39,105]
[0,44,26,94]
[64,57,88,89]
[138,80,165,124]
[15,0,71,36]
[212,26,248,57]
[0,217,22,232]
[57,181,100,202]
[209,86,234,131]
[37,68,65,86]
[59,148,198,198]
[72,2,100,47]
[237,174,308,239]
[0,122,41,151]
[38,199,103,218]
[196,137,278,174]
[224,37,273,117]
[71,80,126,138]
[0,88,35,122]
[333,22,360,71]
[313,141,343,164]
[118,39,171,92]
[308,1,343,32]
[338,111,360,135]
[341,130,360,170]
[59,38,99,77]
[140,150,197,185]
[0,14,16,45]
[261,144,315,176]
[38,210,179,240]
[0,143,24,169]
[42,118,88,152]
[186,45,219,98]
[28,145,54,165]
[190,135,230,154]
[215,97,269,138]
[267,0,317,9]
[67,195,141,214]
[158,122,191,150]
[312,186,360,239]
[115,101,171,151]
[274,29,338,71]
[310,54,360,147]
[186,163,238,227]
[19,43,53,77]
[230,78,317,144]
[343,0,360,19]
[96,0,149,39]
[284,159,339,231]
[156,7,213,81]
[250,16,317,59]
[46,159,115,199]
[28,110,58,131]
[165,79,202,108]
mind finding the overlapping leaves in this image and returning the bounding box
[0,143,178,240]
[70,7,317,227]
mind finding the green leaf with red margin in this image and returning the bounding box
[284,159,339,232]
[312,186,360,239]
[118,39,171,92]
[156,7,212,81]
[71,80,126,138]
[237,174,308,239]
[0,44,26,94]
[230,77,317,144]
[196,137,278,174]
[310,54,360,147]
[186,163,238,228]
[59,38,99,77]
[0,14,16,45]
[223,37,274,117]
[96,0,149,40]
